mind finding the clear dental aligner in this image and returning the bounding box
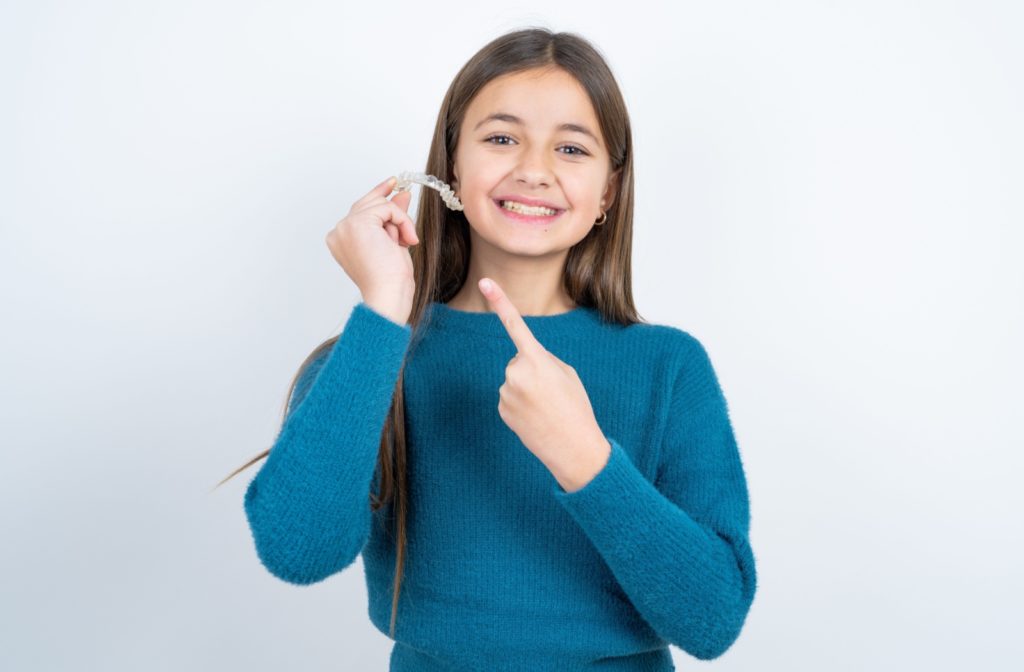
[390,171,464,211]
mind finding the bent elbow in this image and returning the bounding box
[677,552,757,661]
[682,600,752,661]
[243,476,369,585]
[252,536,361,586]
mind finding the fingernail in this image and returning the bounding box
[480,279,493,293]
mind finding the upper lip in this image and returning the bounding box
[494,195,565,211]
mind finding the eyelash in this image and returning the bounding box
[483,134,589,157]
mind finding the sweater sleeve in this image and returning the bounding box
[243,302,412,585]
[551,334,757,660]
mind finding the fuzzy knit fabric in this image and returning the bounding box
[243,300,757,671]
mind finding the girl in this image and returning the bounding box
[219,27,757,671]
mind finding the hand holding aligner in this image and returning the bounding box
[390,171,464,211]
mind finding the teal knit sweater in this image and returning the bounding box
[244,301,757,670]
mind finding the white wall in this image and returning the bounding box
[1,1,1021,670]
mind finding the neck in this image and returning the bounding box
[445,288,576,316]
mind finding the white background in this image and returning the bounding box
[2,1,1021,670]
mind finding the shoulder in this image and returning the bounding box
[613,317,719,400]
[619,316,711,368]
[634,321,723,413]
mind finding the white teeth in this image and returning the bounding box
[500,200,558,216]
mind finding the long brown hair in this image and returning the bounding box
[215,26,643,640]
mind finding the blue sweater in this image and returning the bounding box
[244,301,757,670]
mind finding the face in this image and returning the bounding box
[450,67,620,258]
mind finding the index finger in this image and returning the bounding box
[480,279,544,356]
[352,175,398,210]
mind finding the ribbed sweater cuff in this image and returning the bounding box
[551,438,707,543]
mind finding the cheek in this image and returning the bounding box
[564,193,600,225]
[458,154,503,188]
[564,211,600,240]
[563,176,605,209]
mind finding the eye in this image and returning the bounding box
[483,134,590,157]
[484,133,514,146]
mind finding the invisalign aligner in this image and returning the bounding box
[390,171,464,211]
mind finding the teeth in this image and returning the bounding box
[500,200,558,216]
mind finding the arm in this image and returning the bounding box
[243,302,412,585]
[551,335,757,660]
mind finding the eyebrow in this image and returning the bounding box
[473,112,601,146]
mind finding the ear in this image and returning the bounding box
[601,168,621,211]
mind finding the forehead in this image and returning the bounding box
[465,69,601,140]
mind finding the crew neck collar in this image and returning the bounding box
[424,300,599,338]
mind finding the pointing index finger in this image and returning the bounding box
[353,175,397,210]
[480,279,544,355]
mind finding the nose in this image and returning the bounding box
[512,145,555,188]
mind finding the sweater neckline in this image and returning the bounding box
[424,300,598,338]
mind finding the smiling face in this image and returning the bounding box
[450,67,620,258]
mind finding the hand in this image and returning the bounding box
[326,175,419,318]
[478,278,612,492]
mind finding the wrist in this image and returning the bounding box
[551,435,612,493]
[361,291,412,326]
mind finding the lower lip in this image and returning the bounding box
[493,199,565,225]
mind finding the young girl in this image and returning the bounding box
[220,27,757,671]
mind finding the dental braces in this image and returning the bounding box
[390,170,464,211]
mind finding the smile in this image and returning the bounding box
[492,199,565,225]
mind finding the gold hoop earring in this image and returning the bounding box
[594,209,607,225]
